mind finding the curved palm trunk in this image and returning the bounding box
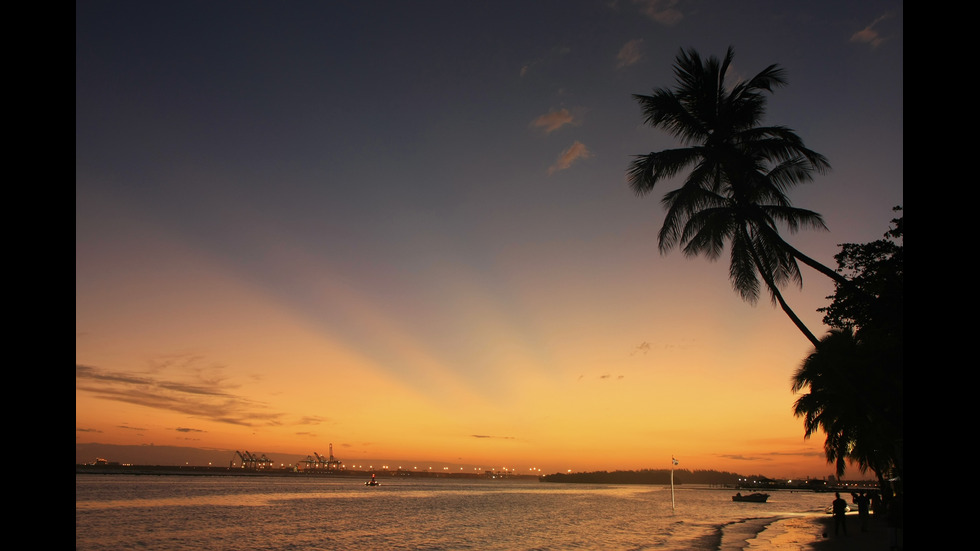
[759,227,875,306]
[765,275,821,347]
[755,226,850,287]
[785,241,877,305]
[746,236,821,347]
[781,241,850,286]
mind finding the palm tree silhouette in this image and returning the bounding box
[791,328,896,486]
[628,47,840,345]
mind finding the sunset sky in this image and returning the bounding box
[76,1,903,479]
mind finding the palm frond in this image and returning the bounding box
[760,205,828,234]
[741,63,787,93]
[765,157,821,192]
[627,147,702,196]
[633,91,708,144]
[740,126,831,172]
[680,206,733,260]
[751,227,803,290]
[729,228,761,303]
[658,181,723,251]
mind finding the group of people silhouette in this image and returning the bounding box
[831,491,873,536]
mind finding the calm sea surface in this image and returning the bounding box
[76,474,831,550]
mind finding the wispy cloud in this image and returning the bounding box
[297,416,328,425]
[471,434,516,440]
[632,0,684,25]
[76,363,284,428]
[548,141,593,175]
[716,447,826,462]
[117,424,146,432]
[716,453,770,462]
[851,13,894,48]
[616,39,644,68]
[631,338,699,354]
[630,341,651,356]
[530,108,577,133]
[761,449,826,458]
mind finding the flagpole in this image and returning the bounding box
[670,456,676,511]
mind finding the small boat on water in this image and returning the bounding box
[365,474,380,486]
[732,492,769,503]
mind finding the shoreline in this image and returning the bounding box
[718,512,901,550]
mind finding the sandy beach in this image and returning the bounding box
[719,512,902,551]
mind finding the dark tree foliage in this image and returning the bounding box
[539,468,744,485]
[795,207,903,490]
[820,208,902,424]
[819,207,903,344]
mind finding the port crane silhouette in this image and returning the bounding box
[230,450,272,470]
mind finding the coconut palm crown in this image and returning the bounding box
[792,328,898,485]
[628,47,836,345]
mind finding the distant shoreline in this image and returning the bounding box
[75,464,873,492]
[75,463,539,480]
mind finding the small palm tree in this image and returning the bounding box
[792,328,896,484]
[628,47,842,345]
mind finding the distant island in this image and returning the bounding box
[539,469,848,491]
[540,468,742,485]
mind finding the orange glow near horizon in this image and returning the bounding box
[76,226,841,479]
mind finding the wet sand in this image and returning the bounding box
[720,512,902,550]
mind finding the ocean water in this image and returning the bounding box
[75,474,831,550]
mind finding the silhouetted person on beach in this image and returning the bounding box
[886,493,903,549]
[853,492,870,532]
[832,492,848,536]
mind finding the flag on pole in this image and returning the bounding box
[670,456,677,510]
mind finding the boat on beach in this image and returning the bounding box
[732,492,769,503]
